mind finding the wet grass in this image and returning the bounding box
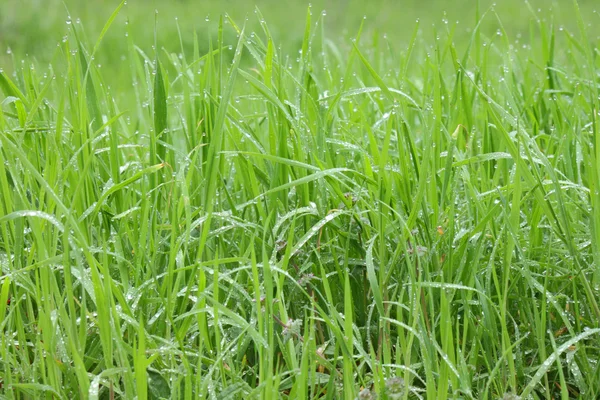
[1,1,600,399]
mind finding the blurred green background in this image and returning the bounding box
[2,0,599,70]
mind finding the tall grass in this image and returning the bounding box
[1,1,600,399]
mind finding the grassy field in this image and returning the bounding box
[1,0,600,399]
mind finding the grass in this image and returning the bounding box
[1,0,600,399]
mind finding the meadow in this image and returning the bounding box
[1,0,600,398]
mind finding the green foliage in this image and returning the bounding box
[1,1,600,399]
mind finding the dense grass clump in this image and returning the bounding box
[1,1,600,399]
